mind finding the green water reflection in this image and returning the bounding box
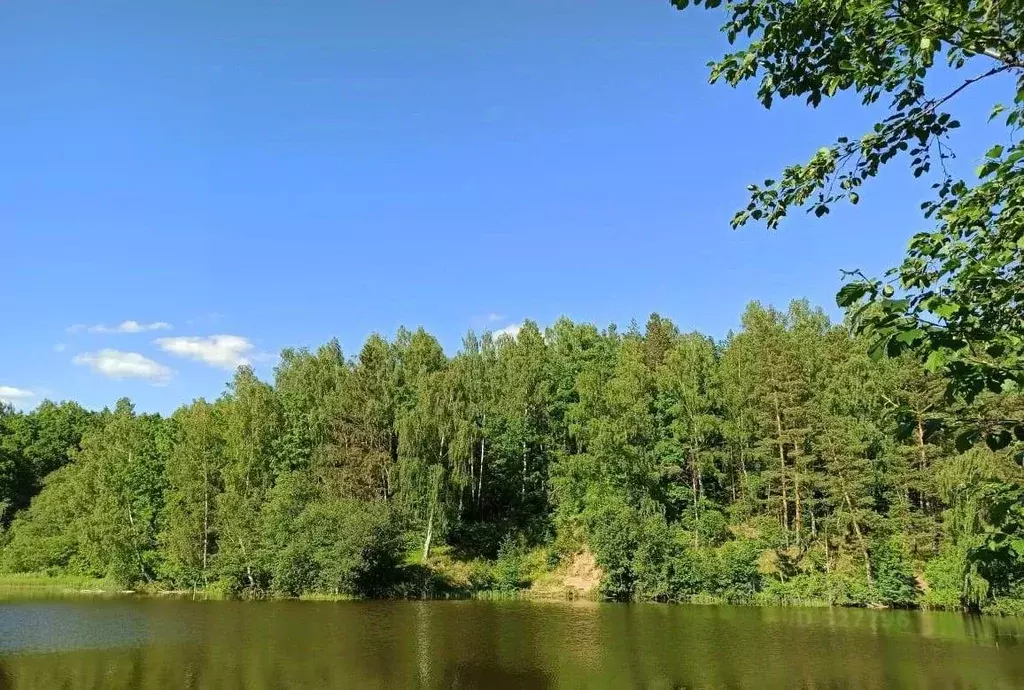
[0,599,1022,688]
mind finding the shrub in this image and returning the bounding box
[696,509,730,547]
[466,559,495,591]
[493,534,530,591]
[870,538,918,608]
[269,498,402,597]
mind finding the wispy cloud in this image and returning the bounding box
[492,323,523,339]
[486,313,505,323]
[0,386,35,404]
[53,343,68,353]
[155,335,253,370]
[73,350,174,385]
[68,320,172,334]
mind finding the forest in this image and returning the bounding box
[2,300,1022,614]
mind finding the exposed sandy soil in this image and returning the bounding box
[531,549,603,598]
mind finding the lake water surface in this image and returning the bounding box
[0,598,1022,688]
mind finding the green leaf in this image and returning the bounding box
[895,419,916,441]
[955,430,980,453]
[924,350,946,372]
[867,336,889,361]
[986,430,1012,451]
[836,283,869,307]
[976,161,998,178]
[895,328,924,345]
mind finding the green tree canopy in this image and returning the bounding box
[675,0,1024,448]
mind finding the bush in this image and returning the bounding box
[982,595,1024,616]
[630,515,678,600]
[466,559,495,591]
[493,534,530,591]
[0,466,91,577]
[716,538,762,601]
[696,509,731,547]
[269,498,402,597]
[869,538,918,607]
[585,497,645,599]
[922,548,973,611]
[757,566,830,606]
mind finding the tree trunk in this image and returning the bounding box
[202,451,210,586]
[692,452,700,548]
[824,522,830,574]
[477,416,486,508]
[124,452,148,584]
[794,453,802,549]
[126,502,148,584]
[521,440,527,503]
[916,414,930,512]
[238,536,257,590]
[422,503,435,561]
[773,397,789,539]
[844,491,873,585]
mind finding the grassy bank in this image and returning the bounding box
[0,563,1018,615]
[0,572,121,597]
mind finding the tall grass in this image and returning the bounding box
[0,572,121,598]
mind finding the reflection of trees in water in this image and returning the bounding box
[443,662,550,690]
[416,601,432,688]
[412,600,559,689]
[0,602,1023,688]
[558,601,602,671]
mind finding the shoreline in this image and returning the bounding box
[0,573,1016,616]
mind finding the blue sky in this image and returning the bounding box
[0,0,1007,413]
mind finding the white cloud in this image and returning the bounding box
[155,335,253,370]
[73,350,174,385]
[486,313,504,323]
[69,321,173,334]
[492,323,523,339]
[0,386,35,404]
[53,343,68,352]
[113,320,172,333]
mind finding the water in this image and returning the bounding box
[0,598,1022,688]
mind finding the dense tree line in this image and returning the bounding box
[655,0,1024,617]
[1,301,1021,612]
